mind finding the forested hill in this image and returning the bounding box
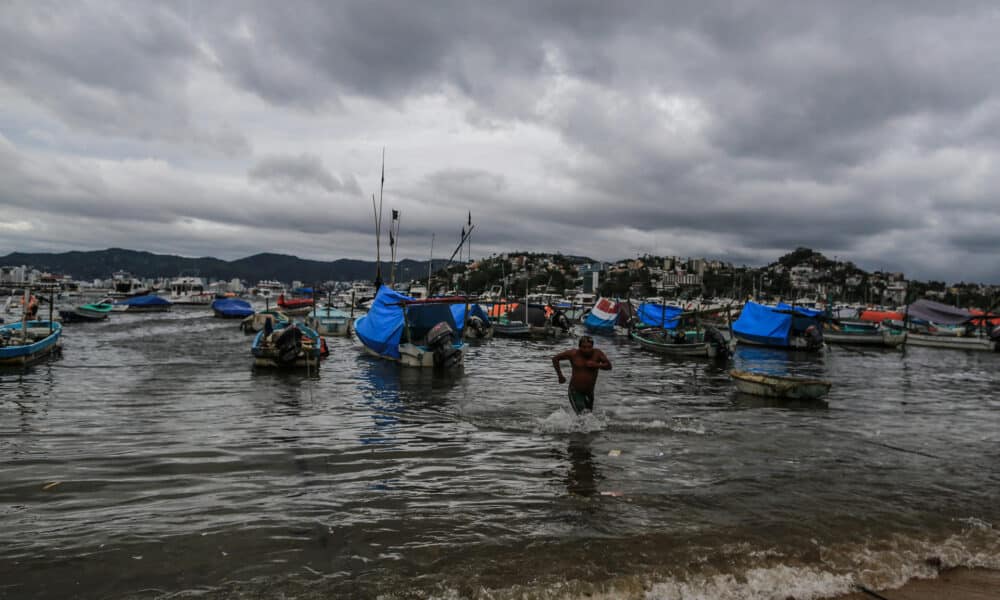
[0,248,447,283]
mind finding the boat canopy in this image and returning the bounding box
[903,299,972,325]
[117,295,171,306]
[584,297,619,331]
[732,301,793,346]
[637,303,682,329]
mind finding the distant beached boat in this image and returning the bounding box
[211,298,254,319]
[115,295,172,313]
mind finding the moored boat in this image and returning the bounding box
[116,295,172,313]
[729,369,831,400]
[732,301,824,351]
[354,286,468,368]
[251,321,323,370]
[822,320,907,347]
[305,306,354,336]
[632,326,734,358]
[211,298,254,319]
[240,309,290,334]
[0,320,62,367]
[583,297,627,335]
[59,302,114,323]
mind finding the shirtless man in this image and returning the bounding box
[552,336,612,414]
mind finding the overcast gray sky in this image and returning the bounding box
[2,1,999,282]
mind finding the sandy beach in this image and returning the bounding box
[833,568,1000,600]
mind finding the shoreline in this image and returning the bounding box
[831,567,1000,600]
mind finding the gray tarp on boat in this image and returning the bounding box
[904,299,972,325]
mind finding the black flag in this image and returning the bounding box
[467,211,471,226]
[392,209,399,220]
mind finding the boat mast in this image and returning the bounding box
[373,148,386,287]
[427,233,435,293]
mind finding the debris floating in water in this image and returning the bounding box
[41,481,61,491]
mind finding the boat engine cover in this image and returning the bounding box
[275,325,303,363]
[425,321,455,348]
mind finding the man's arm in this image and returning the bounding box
[552,350,573,383]
[592,350,612,370]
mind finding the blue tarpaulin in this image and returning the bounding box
[211,298,253,317]
[117,295,171,306]
[637,303,683,328]
[732,301,791,346]
[776,303,823,318]
[354,286,411,359]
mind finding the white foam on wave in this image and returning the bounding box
[645,566,855,600]
[534,409,608,434]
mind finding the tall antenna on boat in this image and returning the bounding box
[373,148,386,287]
[389,209,400,286]
[427,233,435,292]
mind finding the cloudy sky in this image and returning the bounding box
[2,1,999,282]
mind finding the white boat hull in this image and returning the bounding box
[362,343,465,368]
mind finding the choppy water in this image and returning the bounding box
[2,306,1000,599]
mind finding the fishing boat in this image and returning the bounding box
[58,302,114,323]
[632,325,733,358]
[277,291,315,315]
[240,309,290,334]
[305,305,354,337]
[0,320,62,367]
[115,295,172,313]
[211,298,254,319]
[822,320,907,347]
[251,321,323,370]
[354,286,468,368]
[488,302,531,338]
[729,369,832,400]
[731,301,824,351]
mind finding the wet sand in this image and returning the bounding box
[832,568,1000,600]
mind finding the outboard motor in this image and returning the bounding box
[552,311,571,333]
[426,321,462,368]
[467,315,487,338]
[274,325,303,364]
[703,326,730,359]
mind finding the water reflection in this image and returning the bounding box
[564,434,601,497]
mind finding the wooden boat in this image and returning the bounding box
[631,326,734,358]
[240,309,290,334]
[729,369,831,400]
[732,301,824,351]
[305,306,354,336]
[822,321,907,347]
[59,302,114,323]
[0,320,62,367]
[251,322,323,369]
[277,293,314,313]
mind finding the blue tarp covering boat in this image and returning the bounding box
[732,301,793,347]
[117,295,172,307]
[354,286,412,360]
[355,286,469,361]
[637,303,683,329]
[776,303,823,318]
[211,298,254,318]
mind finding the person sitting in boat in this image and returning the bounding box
[552,335,612,414]
[672,330,687,344]
[26,295,39,319]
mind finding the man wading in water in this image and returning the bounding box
[552,336,612,414]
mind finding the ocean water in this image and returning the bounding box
[2,306,999,599]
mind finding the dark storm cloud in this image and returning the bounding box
[3,1,1000,281]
